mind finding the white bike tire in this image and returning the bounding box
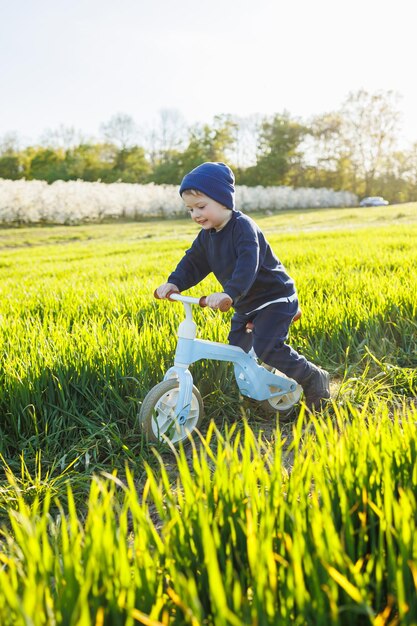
[138,379,204,444]
[259,368,302,416]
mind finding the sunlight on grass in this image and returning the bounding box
[0,205,416,623]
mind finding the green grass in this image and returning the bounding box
[0,203,416,624]
[1,412,417,625]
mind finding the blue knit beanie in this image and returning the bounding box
[179,162,235,209]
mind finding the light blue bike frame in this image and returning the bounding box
[162,294,298,426]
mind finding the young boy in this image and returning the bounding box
[156,162,330,411]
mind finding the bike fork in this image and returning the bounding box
[163,366,194,425]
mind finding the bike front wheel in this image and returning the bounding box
[138,379,204,444]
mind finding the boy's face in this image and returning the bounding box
[182,192,232,231]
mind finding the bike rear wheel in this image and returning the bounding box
[259,366,302,418]
[138,379,204,444]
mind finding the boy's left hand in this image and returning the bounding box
[206,292,233,311]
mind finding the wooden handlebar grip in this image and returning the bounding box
[199,296,232,312]
[153,289,180,301]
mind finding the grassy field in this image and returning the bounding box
[0,203,416,624]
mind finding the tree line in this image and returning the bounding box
[1,89,417,203]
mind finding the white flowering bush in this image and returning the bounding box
[0,179,358,225]
[236,185,358,211]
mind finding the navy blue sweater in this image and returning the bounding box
[168,210,295,314]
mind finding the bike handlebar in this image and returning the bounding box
[153,290,232,312]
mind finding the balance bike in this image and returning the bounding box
[138,292,302,444]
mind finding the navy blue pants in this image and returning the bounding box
[228,300,312,383]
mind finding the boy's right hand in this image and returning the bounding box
[155,283,180,299]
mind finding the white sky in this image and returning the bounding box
[1,0,416,147]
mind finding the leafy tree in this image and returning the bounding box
[339,89,401,196]
[251,113,307,186]
[28,148,66,182]
[152,115,237,184]
[105,146,151,183]
[305,113,347,179]
[0,155,22,180]
[63,143,115,181]
[64,143,151,183]
[403,142,417,194]
[181,115,237,171]
[299,113,356,191]
[151,150,184,184]
[376,146,417,202]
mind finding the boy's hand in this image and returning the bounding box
[205,292,233,311]
[155,283,179,299]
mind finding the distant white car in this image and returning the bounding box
[359,196,389,207]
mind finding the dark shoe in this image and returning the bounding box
[302,366,330,411]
